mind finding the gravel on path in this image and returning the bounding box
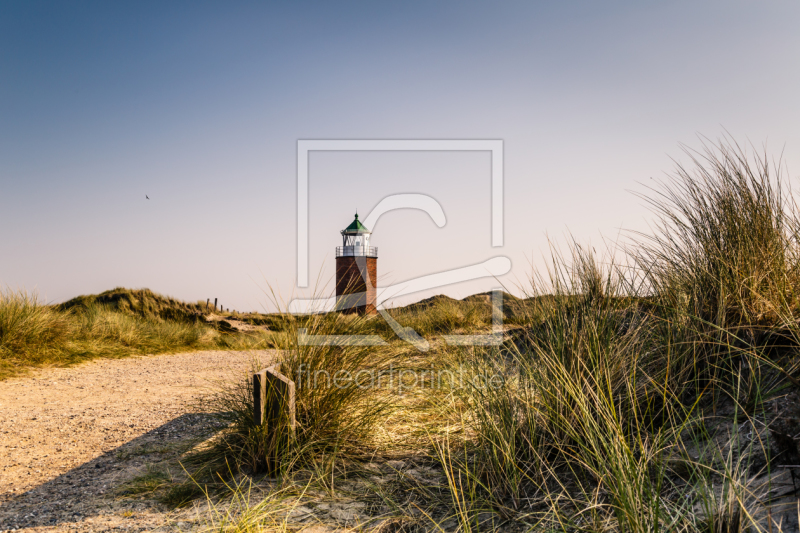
[0,349,275,532]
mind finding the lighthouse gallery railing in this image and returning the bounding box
[336,246,378,258]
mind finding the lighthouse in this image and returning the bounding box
[335,213,378,315]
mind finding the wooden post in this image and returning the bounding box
[206,298,210,311]
[253,365,296,474]
[253,370,267,426]
[264,366,296,434]
[214,298,218,312]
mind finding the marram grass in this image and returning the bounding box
[7,136,800,532]
[0,287,274,379]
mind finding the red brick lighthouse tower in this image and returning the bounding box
[335,213,378,315]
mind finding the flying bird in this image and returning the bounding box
[146,195,149,199]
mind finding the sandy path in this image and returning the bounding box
[0,350,275,532]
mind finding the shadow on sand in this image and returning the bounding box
[0,412,222,530]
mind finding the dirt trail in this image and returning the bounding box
[0,350,275,532]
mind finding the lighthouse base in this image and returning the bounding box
[335,256,377,315]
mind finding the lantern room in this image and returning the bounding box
[336,213,378,258]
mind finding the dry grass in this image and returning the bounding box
[180,138,800,532]
[0,287,275,379]
[8,136,800,531]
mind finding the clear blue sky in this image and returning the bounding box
[2,0,799,311]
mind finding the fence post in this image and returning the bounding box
[206,298,210,311]
[214,298,218,312]
[253,370,266,425]
[253,365,296,474]
[264,367,296,435]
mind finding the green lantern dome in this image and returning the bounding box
[342,213,370,234]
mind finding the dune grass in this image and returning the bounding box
[154,138,800,532]
[634,138,800,330]
[0,287,274,379]
[427,139,800,532]
[6,137,800,531]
